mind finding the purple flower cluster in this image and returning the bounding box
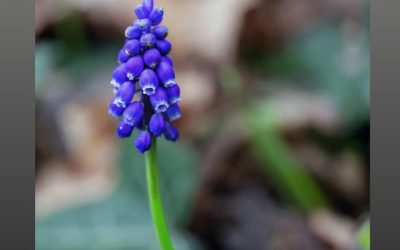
[108,0,181,153]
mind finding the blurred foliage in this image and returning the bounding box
[246,22,370,132]
[35,40,117,96]
[220,66,244,97]
[246,102,329,211]
[35,42,58,92]
[53,12,88,63]
[35,11,122,97]
[357,218,370,250]
[237,17,369,214]
[36,138,203,250]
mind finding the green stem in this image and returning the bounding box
[145,138,175,250]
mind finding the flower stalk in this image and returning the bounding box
[145,138,174,250]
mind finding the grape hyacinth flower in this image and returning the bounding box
[107,1,180,249]
[108,0,181,154]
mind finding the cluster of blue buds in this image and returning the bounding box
[108,0,181,153]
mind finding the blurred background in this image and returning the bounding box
[35,0,370,249]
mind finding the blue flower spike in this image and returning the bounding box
[133,19,151,32]
[117,120,135,138]
[140,33,157,49]
[150,87,169,113]
[118,49,129,64]
[123,101,144,126]
[156,39,171,55]
[160,55,173,66]
[144,48,161,68]
[108,0,182,154]
[135,4,150,19]
[111,64,128,88]
[156,61,176,87]
[149,113,166,137]
[125,56,144,81]
[111,3,180,248]
[108,97,125,118]
[149,7,164,25]
[166,84,181,104]
[114,81,136,108]
[125,25,142,39]
[142,0,154,14]
[164,122,179,142]
[123,39,141,56]
[134,131,152,153]
[153,25,168,39]
[139,69,159,95]
[165,103,182,121]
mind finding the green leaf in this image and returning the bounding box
[36,138,202,250]
[357,218,370,250]
[246,102,329,211]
